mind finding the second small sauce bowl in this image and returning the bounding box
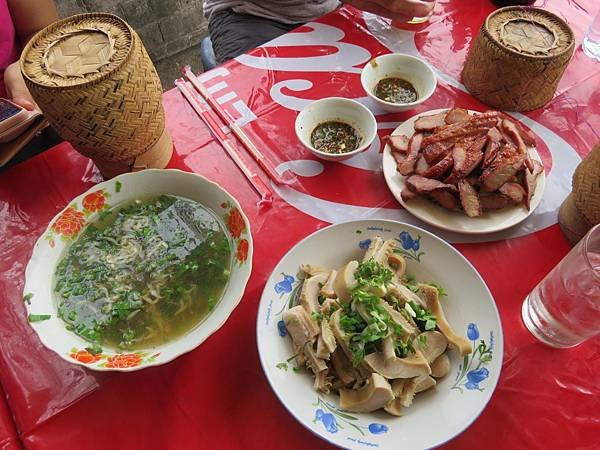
[295,97,377,162]
[361,53,437,113]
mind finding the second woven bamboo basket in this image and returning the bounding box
[462,7,574,112]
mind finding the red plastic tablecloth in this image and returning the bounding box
[1,1,600,449]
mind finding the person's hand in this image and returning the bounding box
[4,61,36,110]
[343,0,435,22]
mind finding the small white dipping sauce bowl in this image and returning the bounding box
[295,97,377,162]
[361,53,437,113]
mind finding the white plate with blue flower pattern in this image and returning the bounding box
[256,220,503,449]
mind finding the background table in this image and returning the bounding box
[0,1,599,449]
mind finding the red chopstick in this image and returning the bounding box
[182,66,292,186]
[175,79,273,206]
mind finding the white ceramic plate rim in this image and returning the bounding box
[382,109,546,234]
[256,219,504,449]
[24,169,253,372]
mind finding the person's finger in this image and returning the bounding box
[4,63,37,110]
[11,97,36,111]
[343,0,412,21]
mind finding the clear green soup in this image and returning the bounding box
[54,195,231,350]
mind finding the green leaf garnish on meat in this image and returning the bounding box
[408,301,437,332]
[427,282,448,297]
[28,314,51,322]
[354,259,393,290]
[340,288,408,366]
[404,275,420,293]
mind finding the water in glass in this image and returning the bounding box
[522,224,600,348]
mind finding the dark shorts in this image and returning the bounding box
[208,9,301,64]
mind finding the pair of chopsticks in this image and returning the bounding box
[176,78,273,205]
[183,66,289,186]
[178,66,292,206]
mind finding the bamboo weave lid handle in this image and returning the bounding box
[42,27,116,78]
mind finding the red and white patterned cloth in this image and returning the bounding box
[0,2,598,449]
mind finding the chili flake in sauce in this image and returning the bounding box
[311,121,360,154]
[374,77,418,104]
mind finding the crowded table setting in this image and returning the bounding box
[1,0,599,449]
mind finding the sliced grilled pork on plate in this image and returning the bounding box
[384,108,544,218]
[458,180,482,218]
[444,107,470,124]
[414,111,447,131]
[385,134,409,153]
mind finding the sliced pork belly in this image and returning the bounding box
[458,179,482,217]
[414,112,447,131]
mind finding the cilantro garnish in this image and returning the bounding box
[408,301,437,332]
[341,288,406,365]
[28,314,51,322]
[404,275,420,293]
[354,259,393,291]
[427,282,448,297]
[276,353,301,372]
[394,337,416,358]
[85,343,103,356]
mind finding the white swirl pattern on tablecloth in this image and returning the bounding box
[235,15,581,243]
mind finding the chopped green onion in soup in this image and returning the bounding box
[54,195,232,350]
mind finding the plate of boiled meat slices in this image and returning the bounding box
[382,108,546,234]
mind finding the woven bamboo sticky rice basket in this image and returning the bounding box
[559,143,600,244]
[462,7,574,112]
[20,13,172,177]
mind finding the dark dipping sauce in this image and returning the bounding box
[311,121,360,154]
[374,77,418,104]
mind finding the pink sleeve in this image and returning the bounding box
[0,0,21,98]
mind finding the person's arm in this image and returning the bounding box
[4,0,58,110]
[343,0,435,22]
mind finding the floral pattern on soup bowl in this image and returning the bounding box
[24,169,253,371]
[256,220,503,449]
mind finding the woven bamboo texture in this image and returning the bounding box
[572,143,600,225]
[559,194,592,245]
[462,7,574,112]
[20,13,167,163]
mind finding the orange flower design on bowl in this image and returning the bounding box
[236,238,249,263]
[105,353,143,368]
[51,207,86,238]
[82,190,108,213]
[227,207,246,238]
[70,350,101,364]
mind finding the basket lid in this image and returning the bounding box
[21,13,133,88]
[484,6,574,58]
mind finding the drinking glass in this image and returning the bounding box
[583,8,600,62]
[407,0,437,24]
[521,224,600,348]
